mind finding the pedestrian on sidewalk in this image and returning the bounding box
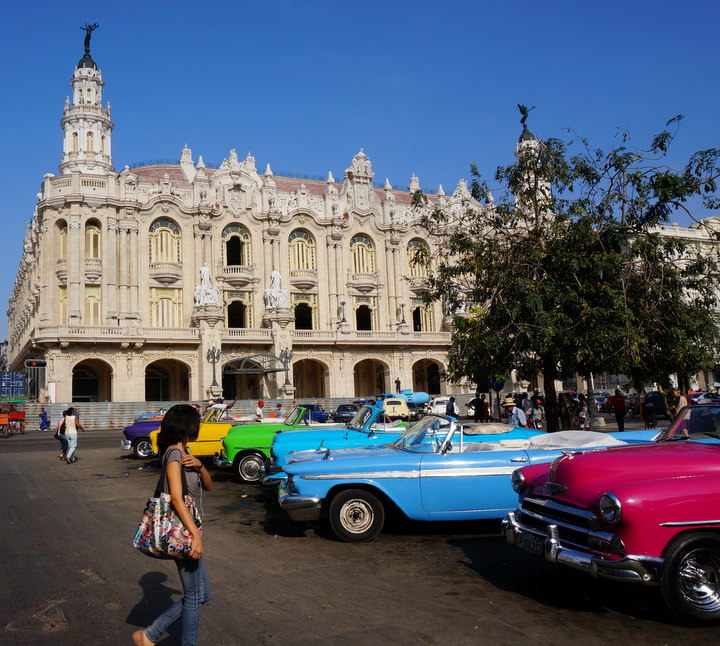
[38,407,49,431]
[608,389,627,432]
[133,404,213,646]
[62,407,85,464]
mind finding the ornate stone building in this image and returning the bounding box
[7,39,484,403]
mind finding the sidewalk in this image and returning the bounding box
[591,413,670,432]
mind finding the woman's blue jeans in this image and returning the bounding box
[144,557,210,645]
[65,434,78,460]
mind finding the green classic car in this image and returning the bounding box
[214,406,326,482]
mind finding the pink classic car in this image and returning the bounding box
[502,403,720,625]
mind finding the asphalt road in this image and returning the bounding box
[0,426,714,646]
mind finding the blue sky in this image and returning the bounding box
[2,0,719,336]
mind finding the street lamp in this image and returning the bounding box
[206,347,221,388]
[279,347,293,387]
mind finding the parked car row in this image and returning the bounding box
[122,399,720,625]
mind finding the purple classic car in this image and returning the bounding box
[121,419,160,458]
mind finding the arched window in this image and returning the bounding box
[411,299,434,332]
[149,218,181,263]
[101,135,106,155]
[351,234,376,273]
[222,224,251,266]
[71,132,79,153]
[288,229,316,270]
[356,304,373,330]
[407,238,430,277]
[150,288,182,327]
[294,303,313,330]
[58,221,68,259]
[86,131,94,152]
[85,222,101,258]
[227,301,247,328]
[84,286,101,325]
[354,296,376,331]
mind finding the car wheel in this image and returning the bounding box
[328,489,385,543]
[661,532,720,624]
[133,438,154,459]
[235,452,267,483]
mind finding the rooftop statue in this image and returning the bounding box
[81,23,99,56]
[517,104,535,129]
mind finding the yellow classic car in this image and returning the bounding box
[150,407,238,457]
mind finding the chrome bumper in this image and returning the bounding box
[263,474,286,486]
[120,439,132,451]
[502,511,662,585]
[213,452,231,468]
[278,492,322,522]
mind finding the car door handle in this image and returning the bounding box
[510,456,528,462]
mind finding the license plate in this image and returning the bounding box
[517,532,545,556]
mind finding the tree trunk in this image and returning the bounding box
[542,354,559,432]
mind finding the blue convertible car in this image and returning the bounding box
[267,407,543,483]
[278,414,660,542]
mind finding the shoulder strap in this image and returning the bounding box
[154,447,189,497]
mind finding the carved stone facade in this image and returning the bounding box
[7,45,479,402]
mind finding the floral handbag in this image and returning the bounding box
[132,451,202,559]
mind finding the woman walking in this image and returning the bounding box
[133,404,212,646]
[63,406,85,464]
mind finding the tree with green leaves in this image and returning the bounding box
[413,113,720,430]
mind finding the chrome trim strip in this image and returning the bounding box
[301,465,516,480]
[659,519,720,527]
[523,496,599,526]
[302,470,419,480]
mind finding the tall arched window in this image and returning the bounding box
[85,221,101,258]
[101,135,106,155]
[57,221,68,259]
[84,286,101,325]
[222,224,251,266]
[150,288,182,327]
[406,238,430,277]
[227,301,247,328]
[351,234,376,273]
[149,218,181,263]
[86,131,94,152]
[71,132,79,153]
[288,229,316,270]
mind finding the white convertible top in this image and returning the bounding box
[463,423,516,435]
[527,430,627,451]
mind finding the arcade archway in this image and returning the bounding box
[145,359,190,401]
[412,359,443,395]
[353,358,388,396]
[292,359,327,398]
[72,359,112,402]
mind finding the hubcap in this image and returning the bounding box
[678,548,720,614]
[239,456,263,481]
[136,441,152,458]
[339,499,374,534]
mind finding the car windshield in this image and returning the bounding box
[391,414,452,451]
[657,405,720,441]
[337,405,355,412]
[347,406,375,432]
[283,406,306,425]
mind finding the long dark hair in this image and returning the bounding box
[157,404,201,456]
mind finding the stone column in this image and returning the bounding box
[105,215,118,322]
[67,209,83,323]
[128,224,139,319]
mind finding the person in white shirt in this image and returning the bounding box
[502,396,527,427]
[255,400,265,421]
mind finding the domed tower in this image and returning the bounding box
[59,24,114,174]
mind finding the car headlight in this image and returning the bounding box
[598,492,622,523]
[511,469,526,493]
